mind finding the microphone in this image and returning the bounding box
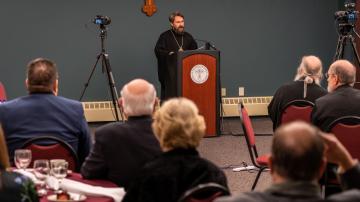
[195,38,217,50]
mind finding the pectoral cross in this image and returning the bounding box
[142,0,157,17]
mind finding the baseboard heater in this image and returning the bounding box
[221,96,272,117]
[82,96,273,122]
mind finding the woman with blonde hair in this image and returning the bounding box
[123,98,228,202]
[0,126,38,202]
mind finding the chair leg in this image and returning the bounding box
[251,167,266,191]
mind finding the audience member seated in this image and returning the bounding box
[123,98,228,202]
[312,59,360,131]
[0,126,39,202]
[268,55,327,130]
[81,79,162,190]
[0,58,91,165]
[215,121,360,202]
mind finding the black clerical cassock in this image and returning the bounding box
[154,29,197,101]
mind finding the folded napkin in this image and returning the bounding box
[47,176,125,202]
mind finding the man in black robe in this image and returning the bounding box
[155,11,198,101]
[268,55,327,131]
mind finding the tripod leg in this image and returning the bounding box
[349,36,360,66]
[102,54,124,122]
[333,36,343,61]
[337,36,346,61]
[79,54,102,101]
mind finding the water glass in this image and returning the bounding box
[33,159,50,196]
[50,160,68,191]
[14,149,32,170]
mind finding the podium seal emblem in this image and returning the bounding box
[190,64,209,84]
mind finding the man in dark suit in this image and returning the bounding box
[311,59,360,131]
[81,79,162,190]
[216,121,360,202]
[268,55,327,130]
[0,58,91,165]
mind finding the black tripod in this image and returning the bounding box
[334,25,360,65]
[79,24,123,121]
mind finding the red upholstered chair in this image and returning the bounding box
[279,100,314,127]
[178,182,230,202]
[327,116,360,158]
[0,82,7,101]
[21,136,79,171]
[322,116,360,195]
[238,103,270,190]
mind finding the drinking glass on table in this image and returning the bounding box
[49,159,67,175]
[50,160,68,191]
[14,149,32,170]
[33,159,50,196]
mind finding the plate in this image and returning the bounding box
[47,193,86,202]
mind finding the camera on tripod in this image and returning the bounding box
[93,15,111,25]
[80,15,123,121]
[335,2,358,28]
[333,2,360,65]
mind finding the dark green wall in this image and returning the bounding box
[0,1,339,100]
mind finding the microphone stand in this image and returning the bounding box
[79,24,123,122]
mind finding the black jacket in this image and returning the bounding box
[312,85,360,131]
[81,116,162,190]
[123,148,228,202]
[268,80,327,131]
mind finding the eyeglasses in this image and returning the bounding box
[325,73,335,79]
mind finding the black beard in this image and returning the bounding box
[172,27,184,35]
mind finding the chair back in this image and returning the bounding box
[238,103,259,166]
[178,182,230,202]
[0,82,7,101]
[21,136,79,171]
[279,100,314,127]
[327,116,360,159]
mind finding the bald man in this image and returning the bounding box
[311,59,360,131]
[81,79,161,190]
[268,55,327,130]
[216,122,360,202]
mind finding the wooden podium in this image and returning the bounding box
[177,50,220,137]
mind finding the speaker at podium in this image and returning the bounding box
[177,50,220,137]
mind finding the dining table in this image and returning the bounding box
[40,172,118,202]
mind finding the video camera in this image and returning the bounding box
[335,2,358,26]
[93,15,111,26]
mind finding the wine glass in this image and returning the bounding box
[14,149,32,170]
[50,160,68,191]
[33,159,50,196]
